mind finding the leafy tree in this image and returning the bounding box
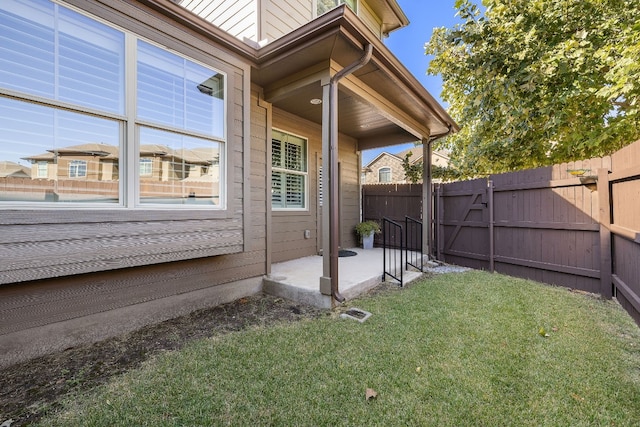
[401,151,423,183]
[402,150,464,183]
[426,0,640,177]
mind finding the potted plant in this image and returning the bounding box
[355,220,381,249]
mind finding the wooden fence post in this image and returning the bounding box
[437,184,443,261]
[488,180,495,273]
[597,167,613,299]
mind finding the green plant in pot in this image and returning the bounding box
[355,220,381,249]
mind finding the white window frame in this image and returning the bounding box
[316,0,358,17]
[139,158,153,176]
[69,160,87,178]
[271,128,308,211]
[0,0,228,210]
[36,161,48,178]
[378,166,391,183]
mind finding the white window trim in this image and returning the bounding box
[378,166,391,183]
[0,1,229,211]
[271,128,309,212]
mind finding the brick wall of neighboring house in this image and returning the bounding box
[362,146,450,184]
[362,153,405,184]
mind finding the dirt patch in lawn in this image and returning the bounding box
[0,281,409,426]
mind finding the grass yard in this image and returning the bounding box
[40,271,640,426]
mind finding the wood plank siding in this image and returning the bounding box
[179,0,259,43]
[264,0,312,42]
[270,108,358,263]
[359,2,383,39]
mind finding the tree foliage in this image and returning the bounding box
[402,151,464,183]
[401,152,423,183]
[426,0,640,177]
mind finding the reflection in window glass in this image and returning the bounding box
[0,0,124,114]
[0,0,226,208]
[37,161,48,178]
[137,40,225,139]
[0,97,120,203]
[68,160,87,178]
[139,127,221,205]
[140,158,153,176]
[317,0,357,15]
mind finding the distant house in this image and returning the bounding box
[19,143,220,203]
[0,0,458,354]
[362,145,450,184]
[0,161,30,178]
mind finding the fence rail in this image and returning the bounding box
[363,139,640,326]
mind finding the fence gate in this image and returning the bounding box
[604,142,640,325]
[435,178,490,270]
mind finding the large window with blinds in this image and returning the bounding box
[0,0,226,207]
[272,130,307,210]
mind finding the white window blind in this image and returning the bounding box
[272,130,307,209]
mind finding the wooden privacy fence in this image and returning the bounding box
[362,140,640,325]
[362,184,422,248]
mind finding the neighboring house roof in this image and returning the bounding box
[364,145,450,169]
[22,143,119,161]
[0,161,31,178]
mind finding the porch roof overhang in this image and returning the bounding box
[138,2,457,149]
[252,6,459,150]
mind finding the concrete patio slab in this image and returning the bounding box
[263,248,426,308]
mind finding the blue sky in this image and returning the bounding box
[362,0,460,165]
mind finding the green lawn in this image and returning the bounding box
[41,271,640,426]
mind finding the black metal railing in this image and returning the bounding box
[382,217,404,286]
[382,217,425,287]
[405,216,424,272]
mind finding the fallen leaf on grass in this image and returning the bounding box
[571,393,585,402]
[539,327,550,337]
[552,326,559,332]
[366,388,378,401]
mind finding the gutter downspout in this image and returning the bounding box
[327,43,373,303]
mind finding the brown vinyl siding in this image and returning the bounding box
[338,137,359,249]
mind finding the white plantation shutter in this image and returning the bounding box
[318,165,323,207]
[271,130,307,209]
[285,174,304,208]
[271,171,283,208]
